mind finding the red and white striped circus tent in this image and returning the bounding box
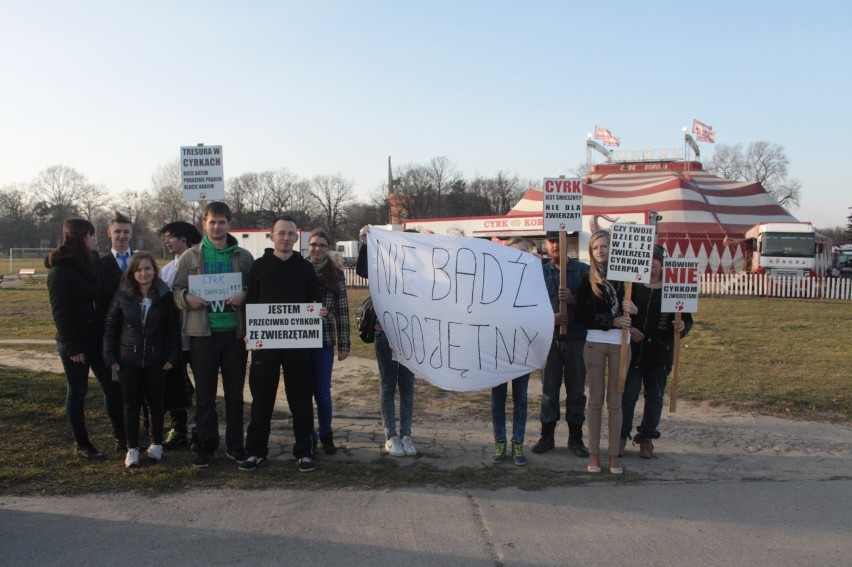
[508,161,799,273]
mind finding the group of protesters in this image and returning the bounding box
[46,203,690,474]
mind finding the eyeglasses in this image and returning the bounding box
[309,242,328,248]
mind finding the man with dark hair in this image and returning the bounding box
[532,231,592,457]
[158,221,203,449]
[172,202,254,468]
[240,216,321,473]
[159,221,202,288]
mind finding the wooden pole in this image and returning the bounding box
[559,231,568,335]
[617,282,632,392]
[669,312,683,412]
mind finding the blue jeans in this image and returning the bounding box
[56,341,124,446]
[540,338,587,426]
[374,330,414,439]
[491,374,529,443]
[311,347,335,439]
[621,364,670,440]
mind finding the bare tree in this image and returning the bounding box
[309,174,354,241]
[707,141,802,207]
[468,171,526,215]
[30,165,91,222]
[77,184,110,221]
[150,160,199,229]
[428,156,463,216]
[0,184,39,249]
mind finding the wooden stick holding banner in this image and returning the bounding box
[559,230,568,335]
[670,311,683,412]
[541,175,583,337]
[661,257,700,413]
[617,282,633,391]
[606,222,656,393]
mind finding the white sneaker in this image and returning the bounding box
[400,436,417,456]
[385,436,404,457]
[125,448,140,468]
[146,444,163,463]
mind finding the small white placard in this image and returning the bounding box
[181,145,224,201]
[607,223,656,283]
[542,177,583,232]
[662,258,700,313]
[246,303,323,349]
[188,272,243,301]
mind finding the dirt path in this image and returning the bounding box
[2,343,850,483]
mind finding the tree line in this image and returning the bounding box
[0,157,532,256]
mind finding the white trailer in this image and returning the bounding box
[232,228,311,260]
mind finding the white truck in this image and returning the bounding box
[744,222,832,277]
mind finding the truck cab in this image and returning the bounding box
[745,222,829,277]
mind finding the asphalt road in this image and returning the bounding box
[2,479,850,566]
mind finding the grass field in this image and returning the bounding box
[0,281,849,494]
[2,281,850,419]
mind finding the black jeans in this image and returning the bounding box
[189,332,247,454]
[56,341,124,446]
[118,365,166,449]
[245,348,314,459]
[539,338,587,427]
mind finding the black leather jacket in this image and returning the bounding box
[103,280,181,369]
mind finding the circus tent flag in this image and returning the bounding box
[692,119,716,143]
[594,125,621,147]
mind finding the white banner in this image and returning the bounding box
[662,258,700,313]
[245,303,323,349]
[188,272,243,301]
[607,223,656,284]
[366,228,554,392]
[181,145,225,201]
[542,177,583,232]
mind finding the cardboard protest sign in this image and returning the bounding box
[542,178,583,232]
[181,145,224,201]
[188,273,243,302]
[607,223,656,284]
[662,257,700,412]
[662,258,700,313]
[365,228,553,392]
[245,303,322,349]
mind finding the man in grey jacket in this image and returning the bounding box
[172,202,253,468]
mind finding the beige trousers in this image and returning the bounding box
[584,341,627,457]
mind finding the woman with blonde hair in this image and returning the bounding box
[575,230,637,474]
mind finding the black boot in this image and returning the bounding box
[531,422,556,454]
[567,423,590,457]
[320,433,337,455]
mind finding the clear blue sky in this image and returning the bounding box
[2,1,850,228]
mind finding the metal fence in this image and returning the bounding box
[700,273,852,300]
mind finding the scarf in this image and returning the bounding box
[311,256,329,274]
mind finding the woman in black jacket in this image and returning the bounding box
[47,219,125,460]
[104,252,180,468]
[576,230,637,475]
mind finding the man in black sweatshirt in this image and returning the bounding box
[240,216,321,473]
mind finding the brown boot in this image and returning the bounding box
[639,438,654,459]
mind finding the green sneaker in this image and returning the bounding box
[490,441,506,464]
[162,429,187,450]
[512,440,527,466]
